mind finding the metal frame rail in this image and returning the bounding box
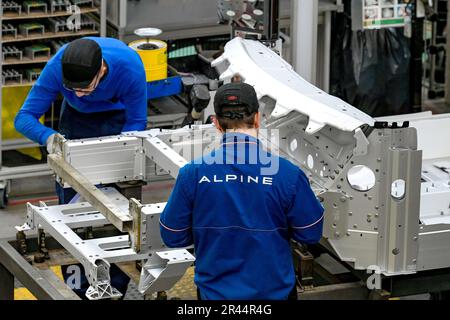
[3,235,450,300]
[0,238,76,300]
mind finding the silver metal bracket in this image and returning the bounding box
[86,281,122,300]
[138,250,195,295]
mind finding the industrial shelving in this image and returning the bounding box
[0,0,107,207]
[2,29,99,43]
[2,6,99,20]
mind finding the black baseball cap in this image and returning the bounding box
[61,38,102,89]
[214,82,259,119]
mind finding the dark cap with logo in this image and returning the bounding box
[214,82,259,119]
[61,38,102,89]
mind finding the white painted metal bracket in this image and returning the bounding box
[138,250,195,295]
[211,37,375,134]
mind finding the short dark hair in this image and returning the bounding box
[216,106,257,131]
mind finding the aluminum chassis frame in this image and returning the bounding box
[0,238,78,300]
[4,232,450,300]
[17,37,450,299]
[20,184,195,300]
[16,120,224,300]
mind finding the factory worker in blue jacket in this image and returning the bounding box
[160,82,324,300]
[14,37,147,202]
[14,37,148,299]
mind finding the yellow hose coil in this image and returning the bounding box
[129,39,168,82]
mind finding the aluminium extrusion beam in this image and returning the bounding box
[0,239,69,300]
[25,199,195,299]
[298,282,370,300]
[47,154,133,232]
[143,137,188,179]
[0,258,14,300]
[60,134,143,186]
[0,163,52,180]
[33,206,139,264]
[2,138,40,151]
[27,200,142,300]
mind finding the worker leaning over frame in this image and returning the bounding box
[14,37,148,299]
[159,82,324,300]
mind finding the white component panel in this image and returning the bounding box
[411,115,450,225]
[420,159,450,225]
[408,113,450,160]
[64,135,142,185]
[212,37,375,134]
[378,112,450,227]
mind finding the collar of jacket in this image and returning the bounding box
[222,132,260,146]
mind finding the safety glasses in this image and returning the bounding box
[63,70,101,94]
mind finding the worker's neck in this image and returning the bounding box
[224,128,258,138]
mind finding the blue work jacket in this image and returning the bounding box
[160,133,324,300]
[14,37,147,145]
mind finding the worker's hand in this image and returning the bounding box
[46,134,56,154]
